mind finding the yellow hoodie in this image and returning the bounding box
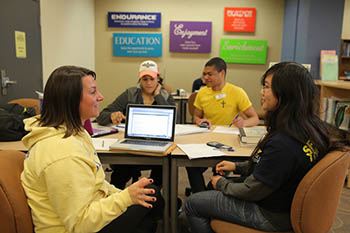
[21,116,133,233]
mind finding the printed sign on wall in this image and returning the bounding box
[169,21,212,53]
[15,31,26,58]
[113,33,162,57]
[220,39,267,64]
[224,8,256,32]
[108,12,161,28]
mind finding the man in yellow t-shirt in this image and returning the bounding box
[193,57,259,127]
[188,57,259,194]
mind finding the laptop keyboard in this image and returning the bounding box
[122,139,168,147]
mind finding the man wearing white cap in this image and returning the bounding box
[96,60,175,189]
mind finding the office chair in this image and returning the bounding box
[8,98,40,115]
[0,150,34,233]
[211,150,350,233]
[187,92,197,119]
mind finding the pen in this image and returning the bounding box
[229,114,240,127]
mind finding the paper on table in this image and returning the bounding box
[212,126,239,134]
[175,124,210,136]
[111,123,125,132]
[177,144,228,160]
[92,138,118,151]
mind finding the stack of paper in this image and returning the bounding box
[212,126,239,134]
[177,144,227,160]
[112,123,125,132]
[175,124,210,136]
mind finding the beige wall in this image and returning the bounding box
[40,0,95,85]
[40,0,350,111]
[95,0,285,111]
[342,0,350,39]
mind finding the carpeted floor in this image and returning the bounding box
[330,186,350,233]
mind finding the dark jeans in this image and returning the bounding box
[185,190,278,233]
[185,167,209,193]
[186,167,246,194]
[98,185,164,233]
[110,164,162,189]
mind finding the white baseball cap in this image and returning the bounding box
[139,60,159,78]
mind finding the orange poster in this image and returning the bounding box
[224,7,256,32]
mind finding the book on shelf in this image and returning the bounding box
[339,107,350,130]
[239,127,267,144]
[325,98,336,124]
[334,102,350,129]
[320,97,328,122]
[322,97,350,130]
[320,53,338,81]
[343,41,350,57]
[320,50,336,77]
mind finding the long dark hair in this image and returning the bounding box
[253,62,329,157]
[39,66,96,138]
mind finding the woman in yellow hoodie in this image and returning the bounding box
[21,66,163,233]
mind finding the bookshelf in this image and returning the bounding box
[339,39,350,80]
[315,80,350,188]
[315,80,350,130]
[315,80,350,101]
[315,80,350,119]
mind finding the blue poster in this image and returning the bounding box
[108,12,161,28]
[113,33,162,57]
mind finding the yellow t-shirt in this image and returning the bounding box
[194,82,252,125]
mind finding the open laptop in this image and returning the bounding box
[109,104,176,153]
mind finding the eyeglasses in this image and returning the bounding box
[262,84,271,90]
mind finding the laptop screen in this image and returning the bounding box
[125,104,176,141]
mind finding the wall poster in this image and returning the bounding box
[169,21,212,53]
[224,8,256,32]
[108,12,161,28]
[113,33,162,57]
[220,39,267,64]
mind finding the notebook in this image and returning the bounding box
[92,127,118,137]
[83,119,119,137]
[109,104,176,153]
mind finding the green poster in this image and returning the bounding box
[220,39,267,64]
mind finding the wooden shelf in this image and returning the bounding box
[315,80,350,90]
[315,80,350,99]
[315,80,350,114]
[339,76,350,81]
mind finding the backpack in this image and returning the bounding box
[0,103,36,141]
